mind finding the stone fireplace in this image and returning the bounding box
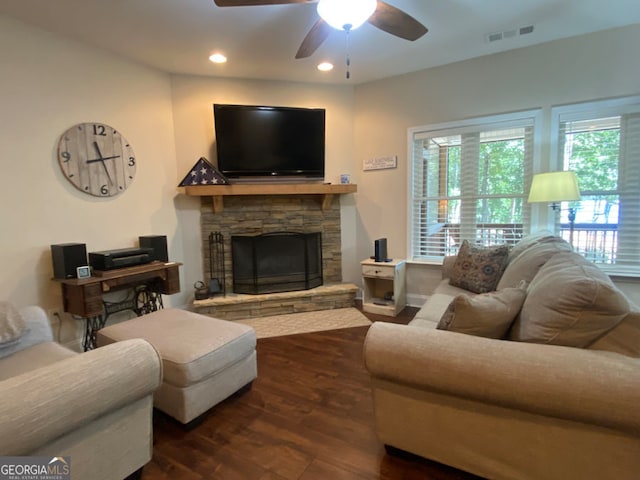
[193,193,356,319]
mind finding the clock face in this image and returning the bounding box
[58,123,136,197]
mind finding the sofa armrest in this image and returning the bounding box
[441,255,457,280]
[0,339,162,455]
[364,322,640,434]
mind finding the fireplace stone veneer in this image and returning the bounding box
[193,283,359,320]
[196,194,353,317]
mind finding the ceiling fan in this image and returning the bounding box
[212,0,428,59]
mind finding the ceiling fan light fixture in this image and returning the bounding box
[209,52,227,64]
[317,62,334,71]
[317,0,377,31]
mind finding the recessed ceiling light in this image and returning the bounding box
[209,53,227,64]
[317,62,334,72]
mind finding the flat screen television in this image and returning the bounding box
[213,103,325,182]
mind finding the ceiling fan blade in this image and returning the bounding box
[368,1,428,41]
[213,0,312,6]
[295,18,332,59]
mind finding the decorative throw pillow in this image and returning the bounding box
[449,240,509,294]
[0,301,28,346]
[510,252,630,347]
[437,282,527,338]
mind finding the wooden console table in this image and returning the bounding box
[183,183,357,213]
[54,261,181,350]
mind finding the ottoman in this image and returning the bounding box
[96,308,257,425]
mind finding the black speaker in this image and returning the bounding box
[139,235,168,262]
[51,243,88,279]
[374,238,388,262]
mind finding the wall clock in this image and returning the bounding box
[57,122,136,197]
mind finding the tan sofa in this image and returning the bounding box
[0,306,162,480]
[364,234,640,480]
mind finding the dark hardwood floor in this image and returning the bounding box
[143,306,482,480]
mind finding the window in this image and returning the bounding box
[409,111,539,261]
[552,96,640,274]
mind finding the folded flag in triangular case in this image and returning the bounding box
[178,157,229,186]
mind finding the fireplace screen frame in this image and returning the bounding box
[231,231,323,295]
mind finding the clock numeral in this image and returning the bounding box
[128,157,136,167]
[93,124,107,136]
[61,151,71,162]
[100,184,109,195]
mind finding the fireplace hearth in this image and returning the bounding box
[231,232,322,295]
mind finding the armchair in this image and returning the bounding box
[0,306,162,480]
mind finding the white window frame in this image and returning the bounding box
[407,109,542,263]
[550,95,640,276]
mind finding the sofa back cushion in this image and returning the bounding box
[509,252,630,347]
[497,235,572,289]
[0,302,28,347]
[505,230,557,262]
[588,311,640,357]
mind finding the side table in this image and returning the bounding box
[361,258,406,317]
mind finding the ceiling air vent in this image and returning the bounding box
[520,25,535,35]
[486,25,535,43]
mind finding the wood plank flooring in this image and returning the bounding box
[143,306,482,480]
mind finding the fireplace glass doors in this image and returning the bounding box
[231,232,323,294]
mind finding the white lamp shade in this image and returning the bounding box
[317,0,377,31]
[528,171,581,203]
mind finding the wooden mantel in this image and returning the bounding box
[184,183,357,212]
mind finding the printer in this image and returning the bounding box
[89,247,154,271]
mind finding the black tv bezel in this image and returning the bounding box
[213,103,326,181]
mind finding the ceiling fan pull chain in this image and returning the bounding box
[345,28,351,79]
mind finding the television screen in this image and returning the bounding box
[213,104,325,181]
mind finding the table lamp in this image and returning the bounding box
[528,171,581,245]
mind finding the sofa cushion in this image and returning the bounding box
[0,342,76,381]
[0,301,28,347]
[497,235,572,289]
[588,311,640,357]
[505,230,557,262]
[437,282,527,338]
[449,240,509,294]
[510,252,630,347]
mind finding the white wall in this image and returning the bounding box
[0,15,180,346]
[0,15,357,349]
[2,13,639,345]
[169,75,358,291]
[353,24,640,303]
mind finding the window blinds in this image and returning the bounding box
[410,115,535,261]
[556,98,640,274]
